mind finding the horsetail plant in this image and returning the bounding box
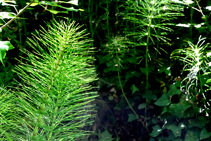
[0,19,98,140]
[171,35,211,116]
[124,0,184,89]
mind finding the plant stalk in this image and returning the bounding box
[0,0,34,30]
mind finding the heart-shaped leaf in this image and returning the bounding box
[155,93,171,106]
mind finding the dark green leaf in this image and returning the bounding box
[99,130,113,141]
[155,93,171,106]
[161,106,168,115]
[166,124,181,137]
[143,90,157,100]
[164,67,171,76]
[127,114,138,122]
[138,103,146,109]
[169,102,191,118]
[150,125,162,137]
[131,84,139,94]
[185,130,199,141]
[200,128,211,140]
[168,84,182,96]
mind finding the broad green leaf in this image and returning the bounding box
[0,12,16,19]
[185,130,199,141]
[131,84,139,94]
[188,118,207,129]
[127,113,138,122]
[206,79,211,83]
[169,102,191,118]
[99,130,113,141]
[155,93,171,106]
[161,106,168,115]
[0,50,6,64]
[168,84,182,96]
[140,67,151,75]
[0,41,15,50]
[143,90,157,100]
[150,125,162,137]
[165,67,171,76]
[166,124,181,137]
[0,41,14,64]
[200,128,211,140]
[138,103,146,109]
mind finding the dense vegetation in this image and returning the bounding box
[1,0,211,140]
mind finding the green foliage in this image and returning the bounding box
[0,19,97,140]
[124,0,184,89]
[3,0,211,140]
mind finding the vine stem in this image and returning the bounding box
[1,0,34,30]
[116,54,149,132]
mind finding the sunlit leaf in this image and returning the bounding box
[57,5,79,12]
[0,41,14,64]
[150,125,162,137]
[0,12,16,19]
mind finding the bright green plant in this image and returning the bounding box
[100,36,149,131]
[0,0,81,65]
[124,0,184,89]
[171,35,211,113]
[0,19,98,140]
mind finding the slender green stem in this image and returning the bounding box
[88,0,93,38]
[116,53,149,132]
[107,2,109,36]
[190,7,194,39]
[0,0,34,30]
[145,3,155,90]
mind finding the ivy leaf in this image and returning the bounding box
[150,125,162,137]
[0,41,14,65]
[143,90,157,100]
[166,124,181,137]
[164,67,171,76]
[99,130,113,141]
[155,93,171,106]
[168,84,182,96]
[161,106,168,115]
[200,128,211,140]
[131,84,139,94]
[138,103,146,109]
[127,113,138,122]
[169,102,191,118]
[185,130,199,141]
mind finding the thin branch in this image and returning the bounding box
[0,0,35,30]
